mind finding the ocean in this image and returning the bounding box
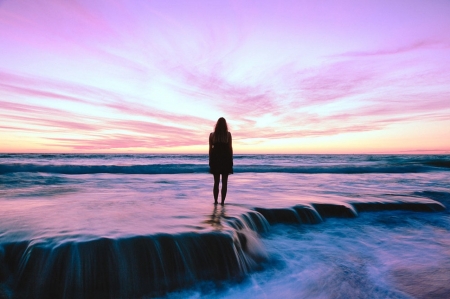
[1,154,449,299]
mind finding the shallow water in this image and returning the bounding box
[168,211,450,299]
[2,171,447,242]
[0,154,449,298]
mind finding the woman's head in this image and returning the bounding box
[215,117,228,131]
[213,117,228,142]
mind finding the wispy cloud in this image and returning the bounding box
[1,0,450,152]
[335,40,447,57]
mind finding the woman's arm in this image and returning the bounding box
[209,133,214,156]
[229,132,233,165]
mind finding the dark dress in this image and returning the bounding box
[209,132,233,175]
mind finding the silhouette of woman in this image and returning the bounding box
[209,117,233,205]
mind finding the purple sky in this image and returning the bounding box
[1,0,450,153]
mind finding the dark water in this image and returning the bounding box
[0,154,449,298]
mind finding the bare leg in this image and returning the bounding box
[213,173,220,204]
[221,174,228,205]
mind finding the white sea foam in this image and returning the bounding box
[0,154,449,298]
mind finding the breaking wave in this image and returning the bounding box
[0,160,449,175]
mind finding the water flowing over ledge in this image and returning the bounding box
[0,197,445,299]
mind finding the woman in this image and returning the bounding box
[209,117,233,205]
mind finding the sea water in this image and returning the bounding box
[0,154,449,298]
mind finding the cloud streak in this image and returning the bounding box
[335,40,447,57]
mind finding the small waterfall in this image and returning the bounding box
[226,210,270,233]
[293,205,322,224]
[0,199,444,299]
[0,232,264,299]
[248,200,445,227]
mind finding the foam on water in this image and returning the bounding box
[163,210,450,299]
[1,154,450,298]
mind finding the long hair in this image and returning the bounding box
[213,117,229,143]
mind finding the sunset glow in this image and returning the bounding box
[1,0,450,153]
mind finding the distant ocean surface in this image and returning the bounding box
[1,154,450,298]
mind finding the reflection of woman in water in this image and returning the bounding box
[209,117,233,205]
[205,204,226,230]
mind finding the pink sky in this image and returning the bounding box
[1,0,450,153]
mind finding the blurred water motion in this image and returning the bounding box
[0,154,449,298]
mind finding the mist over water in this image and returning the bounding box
[1,154,449,298]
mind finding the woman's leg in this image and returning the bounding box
[213,173,220,204]
[221,174,229,205]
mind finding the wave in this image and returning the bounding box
[424,159,450,168]
[1,161,449,175]
[0,163,208,175]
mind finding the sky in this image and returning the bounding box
[1,0,450,154]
